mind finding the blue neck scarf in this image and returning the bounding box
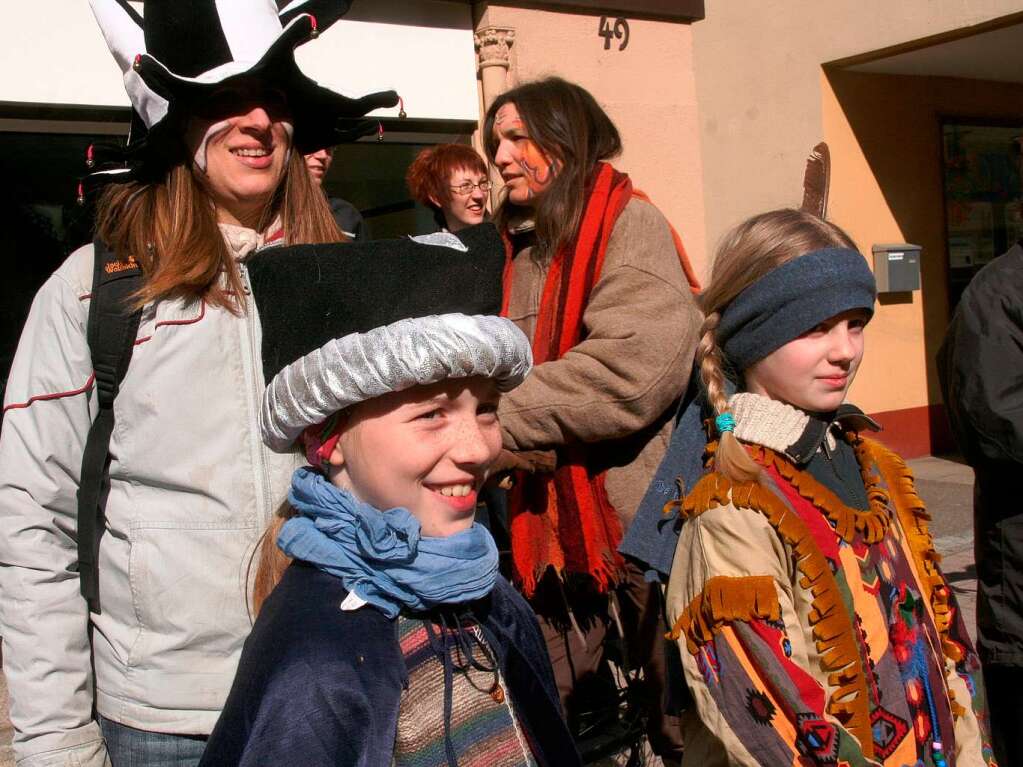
[279,467,499,618]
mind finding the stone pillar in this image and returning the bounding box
[475,26,515,113]
[474,26,515,208]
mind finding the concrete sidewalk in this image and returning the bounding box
[908,454,977,643]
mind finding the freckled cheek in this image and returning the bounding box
[486,430,502,461]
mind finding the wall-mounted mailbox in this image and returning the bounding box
[871,243,921,292]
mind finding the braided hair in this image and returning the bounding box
[697,209,857,482]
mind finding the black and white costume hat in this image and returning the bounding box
[86,0,399,184]
[247,225,533,452]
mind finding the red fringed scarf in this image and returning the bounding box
[503,163,700,596]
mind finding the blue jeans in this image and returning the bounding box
[98,715,207,767]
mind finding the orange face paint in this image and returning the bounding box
[518,138,558,197]
[492,103,559,202]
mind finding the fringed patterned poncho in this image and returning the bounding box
[665,394,995,767]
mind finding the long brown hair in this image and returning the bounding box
[483,77,622,261]
[699,209,858,482]
[95,148,341,312]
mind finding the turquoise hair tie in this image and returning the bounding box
[715,412,736,434]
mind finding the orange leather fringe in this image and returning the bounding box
[675,460,876,759]
[668,575,780,655]
[748,444,892,544]
[856,436,966,720]
[666,471,732,520]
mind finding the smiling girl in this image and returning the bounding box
[659,209,994,766]
[199,227,580,767]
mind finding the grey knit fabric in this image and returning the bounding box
[718,247,876,371]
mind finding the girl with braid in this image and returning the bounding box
[657,209,994,765]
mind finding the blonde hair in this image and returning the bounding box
[699,209,857,482]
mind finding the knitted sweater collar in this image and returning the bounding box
[729,392,880,465]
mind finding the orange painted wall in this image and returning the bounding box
[475,5,709,277]
[824,70,1023,453]
[690,0,1023,268]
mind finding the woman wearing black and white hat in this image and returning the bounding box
[0,1,395,765]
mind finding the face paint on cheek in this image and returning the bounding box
[193,119,232,173]
[519,139,558,195]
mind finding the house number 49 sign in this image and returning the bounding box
[598,16,630,51]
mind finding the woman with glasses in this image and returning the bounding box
[406,144,491,232]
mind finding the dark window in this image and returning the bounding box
[942,122,1023,308]
[1,130,100,399]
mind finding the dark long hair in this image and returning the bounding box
[483,77,622,260]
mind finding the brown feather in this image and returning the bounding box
[801,142,830,218]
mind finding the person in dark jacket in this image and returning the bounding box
[938,239,1023,767]
[199,224,581,767]
[305,145,368,240]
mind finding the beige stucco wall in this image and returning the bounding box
[692,1,1023,249]
[475,5,708,277]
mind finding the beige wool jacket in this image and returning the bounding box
[498,197,701,527]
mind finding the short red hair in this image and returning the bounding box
[406,144,487,211]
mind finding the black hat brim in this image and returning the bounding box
[91,14,398,183]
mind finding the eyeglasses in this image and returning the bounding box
[450,180,492,196]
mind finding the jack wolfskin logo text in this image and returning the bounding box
[104,256,139,275]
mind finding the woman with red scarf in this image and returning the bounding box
[483,77,701,763]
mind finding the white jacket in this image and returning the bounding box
[0,226,301,766]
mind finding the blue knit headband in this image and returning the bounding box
[717,247,877,372]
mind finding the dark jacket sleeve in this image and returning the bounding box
[205,657,377,767]
[481,578,583,767]
[938,243,1023,465]
[330,197,368,241]
[199,564,404,767]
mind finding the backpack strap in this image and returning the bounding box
[77,239,143,614]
